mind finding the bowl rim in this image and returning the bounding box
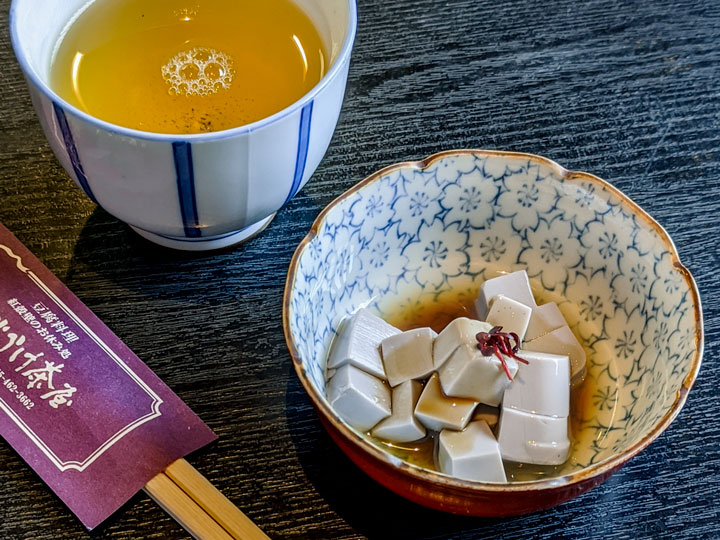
[8,0,358,142]
[283,149,704,493]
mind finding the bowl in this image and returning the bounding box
[283,149,703,515]
[10,0,357,251]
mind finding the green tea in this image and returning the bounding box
[51,0,327,134]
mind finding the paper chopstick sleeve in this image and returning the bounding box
[0,223,217,529]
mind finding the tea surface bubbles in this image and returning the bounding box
[51,0,327,134]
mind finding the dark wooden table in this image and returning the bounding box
[1,0,718,538]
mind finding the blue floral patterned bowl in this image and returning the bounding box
[283,150,703,515]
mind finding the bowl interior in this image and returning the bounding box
[286,150,701,480]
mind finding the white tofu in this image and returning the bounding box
[524,302,566,341]
[437,343,518,406]
[327,308,400,380]
[327,364,391,432]
[502,351,570,417]
[485,295,532,342]
[475,270,536,319]
[381,327,436,387]
[433,317,492,369]
[438,421,507,483]
[414,373,478,432]
[372,380,426,442]
[472,404,500,429]
[524,325,587,386]
[496,407,570,465]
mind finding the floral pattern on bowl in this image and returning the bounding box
[283,150,703,514]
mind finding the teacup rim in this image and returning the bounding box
[283,148,704,492]
[9,0,358,142]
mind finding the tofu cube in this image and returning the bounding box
[485,295,533,342]
[524,302,567,341]
[414,373,478,432]
[475,270,536,319]
[437,343,518,406]
[327,308,400,380]
[524,325,587,386]
[433,317,492,369]
[496,407,570,465]
[438,421,507,483]
[381,327,436,387]
[327,364,391,432]
[502,351,570,417]
[472,404,500,430]
[372,380,426,442]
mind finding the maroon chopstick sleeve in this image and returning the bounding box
[0,223,217,529]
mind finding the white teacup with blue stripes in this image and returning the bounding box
[10,0,357,251]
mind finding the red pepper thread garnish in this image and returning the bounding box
[476,326,529,380]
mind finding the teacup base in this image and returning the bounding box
[130,214,275,251]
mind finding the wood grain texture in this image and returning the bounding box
[0,0,719,538]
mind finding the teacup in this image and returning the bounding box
[10,0,357,250]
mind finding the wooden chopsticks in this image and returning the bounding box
[144,472,234,540]
[144,458,270,540]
